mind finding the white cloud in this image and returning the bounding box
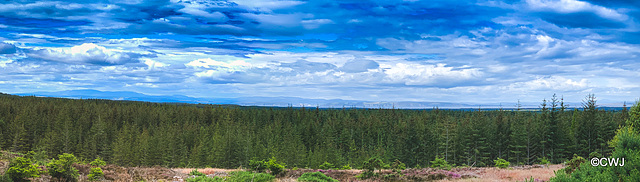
[186,58,251,70]
[27,43,143,65]
[526,0,628,21]
[507,76,588,91]
[382,63,483,87]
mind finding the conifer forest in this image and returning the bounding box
[0,93,629,170]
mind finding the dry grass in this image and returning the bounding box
[436,164,564,182]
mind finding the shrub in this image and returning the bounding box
[5,157,40,182]
[266,157,285,176]
[340,164,351,170]
[186,176,224,182]
[89,157,106,167]
[189,169,206,177]
[494,157,510,169]
[319,162,334,170]
[362,156,384,172]
[46,153,79,181]
[565,154,585,174]
[248,159,267,172]
[0,174,13,182]
[227,171,274,182]
[358,156,385,179]
[391,159,406,170]
[87,167,104,181]
[297,172,338,182]
[430,156,451,170]
[538,157,550,165]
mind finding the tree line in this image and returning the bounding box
[0,93,630,169]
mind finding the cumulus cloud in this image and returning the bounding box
[340,59,379,73]
[26,43,146,65]
[507,76,588,91]
[280,60,337,72]
[382,63,483,87]
[2,0,640,104]
[0,43,17,54]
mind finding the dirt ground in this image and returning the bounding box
[178,164,564,182]
[436,164,564,182]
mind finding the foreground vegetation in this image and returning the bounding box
[549,100,640,181]
[0,93,630,171]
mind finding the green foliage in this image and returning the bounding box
[5,157,40,182]
[0,174,13,182]
[248,159,268,172]
[89,157,106,167]
[391,159,406,170]
[297,172,338,182]
[537,157,550,165]
[493,157,510,169]
[430,156,451,169]
[46,153,79,181]
[520,176,538,182]
[189,169,206,177]
[340,164,351,170]
[588,151,602,159]
[227,171,274,182]
[362,156,384,172]
[87,167,104,181]
[551,103,640,182]
[266,157,285,176]
[0,93,628,170]
[318,161,334,170]
[185,176,224,182]
[626,101,640,127]
[565,154,585,174]
[358,156,385,179]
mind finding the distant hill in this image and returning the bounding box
[12,89,633,109]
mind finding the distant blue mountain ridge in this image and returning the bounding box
[12,89,632,109]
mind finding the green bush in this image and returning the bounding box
[0,174,13,182]
[494,157,510,169]
[319,162,334,170]
[551,103,640,182]
[87,167,104,181]
[588,151,602,159]
[266,157,285,176]
[24,150,47,166]
[5,157,40,182]
[430,156,451,169]
[227,171,274,182]
[391,159,406,170]
[358,156,385,179]
[46,153,79,181]
[89,157,106,167]
[186,176,224,182]
[297,172,338,182]
[248,159,267,172]
[537,157,550,165]
[248,157,285,176]
[189,169,206,177]
[565,154,585,174]
[340,164,351,170]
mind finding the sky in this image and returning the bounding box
[0,0,639,105]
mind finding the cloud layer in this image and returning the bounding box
[1,0,639,104]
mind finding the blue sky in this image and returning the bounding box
[0,0,639,105]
